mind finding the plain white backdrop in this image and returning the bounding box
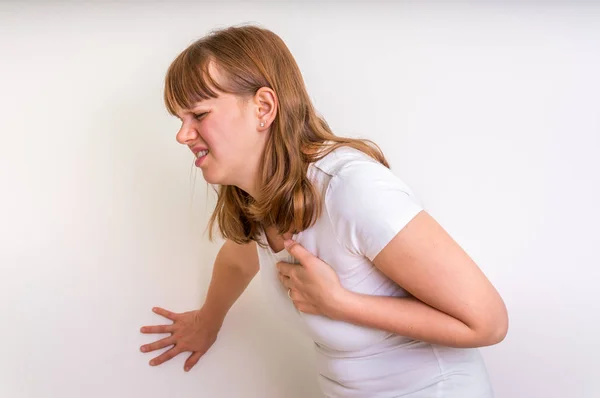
[1,2,598,397]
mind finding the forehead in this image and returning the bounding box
[165,57,221,115]
[166,57,254,119]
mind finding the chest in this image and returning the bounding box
[263,225,294,253]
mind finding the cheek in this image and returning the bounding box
[198,121,218,148]
[202,112,250,157]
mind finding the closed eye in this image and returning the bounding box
[194,112,207,120]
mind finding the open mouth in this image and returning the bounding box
[195,149,209,158]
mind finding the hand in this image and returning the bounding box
[277,239,347,318]
[139,306,223,372]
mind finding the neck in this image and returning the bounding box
[232,165,261,200]
[236,141,268,200]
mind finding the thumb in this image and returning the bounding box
[284,239,313,266]
[184,351,203,372]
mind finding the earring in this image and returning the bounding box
[260,121,265,127]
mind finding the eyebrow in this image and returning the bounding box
[174,104,210,120]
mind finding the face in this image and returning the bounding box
[174,66,274,197]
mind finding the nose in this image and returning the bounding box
[176,123,199,145]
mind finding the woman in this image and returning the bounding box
[139,25,508,397]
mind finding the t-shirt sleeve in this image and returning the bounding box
[325,159,424,261]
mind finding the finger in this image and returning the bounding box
[278,273,292,288]
[297,304,319,315]
[283,240,313,266]
[291,294,315,313]
[149,345,181,366]
[141,335,175,353]
[152,307,179,321]
[184,351,204,372]
[140,324,174,334]
[276,261,295,276]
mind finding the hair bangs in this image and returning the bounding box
[164,47,224,116]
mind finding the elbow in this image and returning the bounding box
[485,319,508,346]
[477,307,509,346]
[464,298,509,347]
[469,321,508,348]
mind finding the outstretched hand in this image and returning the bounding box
[139,307,223,372]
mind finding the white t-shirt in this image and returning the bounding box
[257,146,493,397]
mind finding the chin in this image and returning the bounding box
[200,169,224,185]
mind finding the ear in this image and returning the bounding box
[254,87,277,131]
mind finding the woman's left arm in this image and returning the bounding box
[332,210,508,348]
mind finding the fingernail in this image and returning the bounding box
[141,347,147,352]
[284,239,294,247]
[150,360,155,366]
[184,367,190,372]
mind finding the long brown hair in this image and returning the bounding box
[164,25,389,245]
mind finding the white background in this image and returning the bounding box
[1,2,598,397]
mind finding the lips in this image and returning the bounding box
[192,147,209,167]
[191,146,209,158]
[195,149,209,158]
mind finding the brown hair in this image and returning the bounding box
[164,24,389,245]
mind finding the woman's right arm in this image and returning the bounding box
[139,239,259,371]
[202,239,260,325]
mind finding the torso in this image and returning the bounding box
[255,146,493,397]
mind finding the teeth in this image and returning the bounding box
[196,150,209,158]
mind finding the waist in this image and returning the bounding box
[315,337,492,397]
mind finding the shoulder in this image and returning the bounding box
[311,145,381,177]
[313,146,423,259]
[312,145,421,209]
